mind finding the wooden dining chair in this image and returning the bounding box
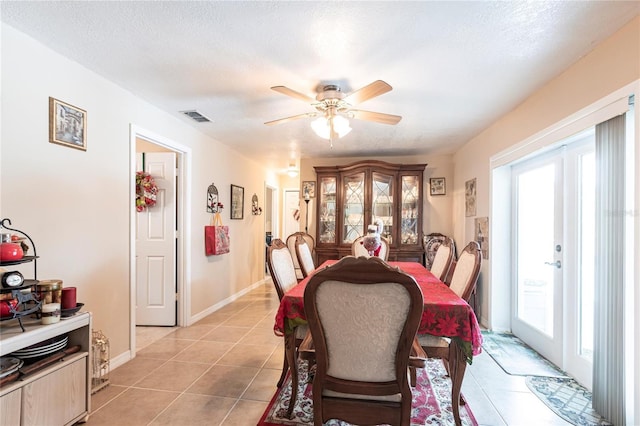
[351,235,390,261]
[266,239,309,390]
[286,232,315,279]
[417,241,482,373]
[294,234,316,278]
[429,236,455,282]
[423,232,449,270]
[302,256,423,426]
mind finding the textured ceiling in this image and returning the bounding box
[2,1,639,171]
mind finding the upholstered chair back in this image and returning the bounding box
[303,256,422,425]
[286,232,315,279]
[449,241,482,302]
[430,237,454,282]
[423,233,456,270]
[295,234,316,278]
[267,239,299,300]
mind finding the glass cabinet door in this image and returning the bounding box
[318,177,337,244]
[341,172,365,243]
[400,175,420,245]
[371,172,394,244]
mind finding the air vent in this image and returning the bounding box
[180,110,211,123]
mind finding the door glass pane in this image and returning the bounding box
[342,173,365,243]
[579,151,595,359]
[401,175,419,245]
[372,172,393,243]
[516,164,556,337]
[318,177,336,244]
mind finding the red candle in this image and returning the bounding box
[61,287,77,309]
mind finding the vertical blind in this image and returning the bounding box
[593,113,626,425]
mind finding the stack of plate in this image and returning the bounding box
[12,335,68,361]
[0,356,23,378]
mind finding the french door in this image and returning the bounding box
[511,137,595,387]
[511,151,564,365]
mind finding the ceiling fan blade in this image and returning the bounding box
[349,109,402,125]
[264,112,317,126]
[343,80,392,105]
[270,86,315,103]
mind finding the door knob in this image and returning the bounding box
[544,260,561,268]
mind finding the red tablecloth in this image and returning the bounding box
[273,260,483,362]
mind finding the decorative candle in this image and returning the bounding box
[41,303,61,325]
[61,287,77,309]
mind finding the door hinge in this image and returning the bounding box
[175,293,179,301]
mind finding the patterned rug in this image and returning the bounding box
[526,376,612,425]
[258,359,478,426]
[481,331,567,377]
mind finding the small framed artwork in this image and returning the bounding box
[475,217,489,260]
[230,184,244,220]
[465,178,477,217]
[429,178,446,196]
[49,97,87,151]
[302,181,316,199]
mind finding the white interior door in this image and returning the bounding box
[283,189,300,238]
[136,152,176,326]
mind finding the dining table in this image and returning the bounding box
[273,259,483,426]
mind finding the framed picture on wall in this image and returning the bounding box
[49,97,87,151]
[302,181,316,198]
[465,178,477,217]
[230,184,244,220]
[429,177,446,196]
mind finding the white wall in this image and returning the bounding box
[1,24,268,359]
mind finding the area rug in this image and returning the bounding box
[258,359,478,426]
[526,376,612,425]
[481,331,567,377]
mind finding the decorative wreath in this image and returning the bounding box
[136,171,159,212]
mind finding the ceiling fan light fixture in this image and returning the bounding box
[333,115,352,137]
[287,164,299,178]
[310,115,351,140]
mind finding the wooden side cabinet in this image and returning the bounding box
[0,312,92,426]
[314,160,426,264]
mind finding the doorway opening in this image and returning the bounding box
[265,184,277,275]
[129,125,192,357]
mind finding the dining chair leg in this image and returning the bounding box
[277,349,288,388]
[410,366,417,387]
[448,341,467,426]
[285,332,299,419]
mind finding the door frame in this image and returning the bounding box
[129,124,192,357]
[562,137,596,386]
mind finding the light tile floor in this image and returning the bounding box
[86,282,571,426]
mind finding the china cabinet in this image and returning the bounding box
[314,160,426,264]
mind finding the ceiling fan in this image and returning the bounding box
[265,80,402,147]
